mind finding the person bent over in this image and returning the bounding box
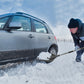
[68,18,84,62]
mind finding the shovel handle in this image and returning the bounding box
[57,47,84,57]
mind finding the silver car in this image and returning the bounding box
[0,12,58,64]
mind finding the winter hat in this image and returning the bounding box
[68,18,79,28]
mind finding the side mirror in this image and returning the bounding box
[8,22,21,29]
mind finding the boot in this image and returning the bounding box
[76,58,81,62]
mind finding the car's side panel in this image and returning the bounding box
[0,31,34,61]
[31,19,57,56]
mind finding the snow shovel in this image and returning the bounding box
[38,46,84,63]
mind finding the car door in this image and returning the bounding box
[0,15,35,61]
[32,19,51,56]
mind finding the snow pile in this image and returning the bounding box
[37,52,51,60]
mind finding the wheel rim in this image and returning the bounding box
[49,47,57,55]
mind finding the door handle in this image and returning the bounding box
[28,34,34,38]
[48,36,51,39]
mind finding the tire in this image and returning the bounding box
[49,46,57,56]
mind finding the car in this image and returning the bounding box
[0,12,58,64]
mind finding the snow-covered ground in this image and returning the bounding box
[0,41,84,84]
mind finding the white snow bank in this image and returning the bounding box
[51,25,72,41]
[37,52,51,60]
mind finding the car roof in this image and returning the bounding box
[0,13,13,18]
[0,12,46,24]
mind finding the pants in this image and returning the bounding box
[76,41,84,59]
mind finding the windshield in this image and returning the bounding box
[0,17,9,29]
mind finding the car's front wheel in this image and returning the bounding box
[49,46,58,56]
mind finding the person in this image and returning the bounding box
[68,18,84,62]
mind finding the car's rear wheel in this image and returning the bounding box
[49,46,58,56]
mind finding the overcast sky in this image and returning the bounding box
[0,0,84,27]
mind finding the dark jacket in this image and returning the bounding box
[71,19,84,46]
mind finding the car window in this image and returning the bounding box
[0,17,9,29]
[33,20,47,33]
[10,16,31,31]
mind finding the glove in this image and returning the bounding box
[75,45,80,51]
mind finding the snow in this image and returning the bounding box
[0,25,84,84]
[0,41,84,84]
[37,52,51,60]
